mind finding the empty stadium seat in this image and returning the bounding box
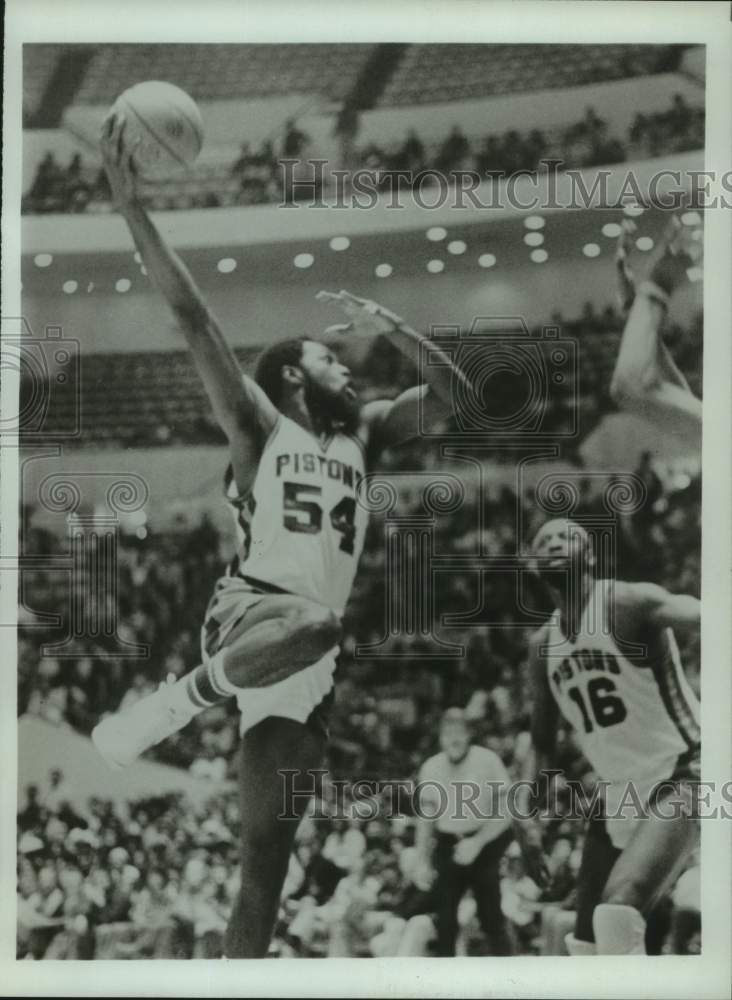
[21,321,704,451]
[379,44,683,106]
[72,44,376,106]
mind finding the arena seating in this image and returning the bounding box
[20,310,702,450]
[23,45,67,120]
[22,93,704,215]
[379,44,684,106]
[72,44,376,106]
[25,43,687,124]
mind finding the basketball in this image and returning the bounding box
[111,81,204,173]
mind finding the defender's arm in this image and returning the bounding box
[622,581,700,632]
[317,290,469,455]
[512,626,556,888]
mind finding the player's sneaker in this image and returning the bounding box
[92,684,194,770]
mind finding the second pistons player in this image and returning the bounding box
[522,517,700,956]
[92,112,468,957]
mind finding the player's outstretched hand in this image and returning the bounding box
[100,112,141,210]
[647,214,702,297]
[316,289,408,337]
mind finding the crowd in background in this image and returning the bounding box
[18,435,701,957]
[23,94,703,214]
[17,305,704,454]
[349,96,702,189]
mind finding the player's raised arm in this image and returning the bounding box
[615,219,637,315]
[100,113,278,489]
[618,580,701,632]
[317,290,469,455]
[609,215,701,451]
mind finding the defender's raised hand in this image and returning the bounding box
[647,214,701,298]
[316,289,410,337]
[100,113,140,210]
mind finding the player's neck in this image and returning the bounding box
[280,394,337,438]
[550,573,595,633]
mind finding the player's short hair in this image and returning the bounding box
[254,337,310,406]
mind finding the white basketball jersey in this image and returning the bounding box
[225,415,368,615]
[544,579,700,798]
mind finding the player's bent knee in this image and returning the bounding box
[290,601,342,652]
[599,873,645,910]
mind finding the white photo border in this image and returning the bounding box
[2,1,730,996]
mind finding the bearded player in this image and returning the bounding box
[91,114,467,957]
[521,518,700,955]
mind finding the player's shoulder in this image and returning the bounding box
[470,743,504,764]
[358,398,392,428]
[418,750,445,780]
[607,578,668,612]
[528,620,551,655]
[470,744,509,776]
[604,578,674,639]
[355,399,391,460]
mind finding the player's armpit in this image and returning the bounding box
[225,421,271,499]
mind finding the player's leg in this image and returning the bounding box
[93,588,340,768]
[592,784,699,955]
[567,817,621,955]
[191,591,341,693]
[225,714,326,958]
[395,914,437,956]
[432,837,468,956]
[470,831,514,955]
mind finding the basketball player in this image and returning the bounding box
[91,113,468,958]
[522,517,700,955]
[610,215,702,453]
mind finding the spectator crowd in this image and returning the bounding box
[23,94,703,214]
[18,430,701,957]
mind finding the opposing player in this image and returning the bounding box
[91,113,467,957]
[522,517,700,955]
[610,215,702,454]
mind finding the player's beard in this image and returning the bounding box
[304,380,360,435]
